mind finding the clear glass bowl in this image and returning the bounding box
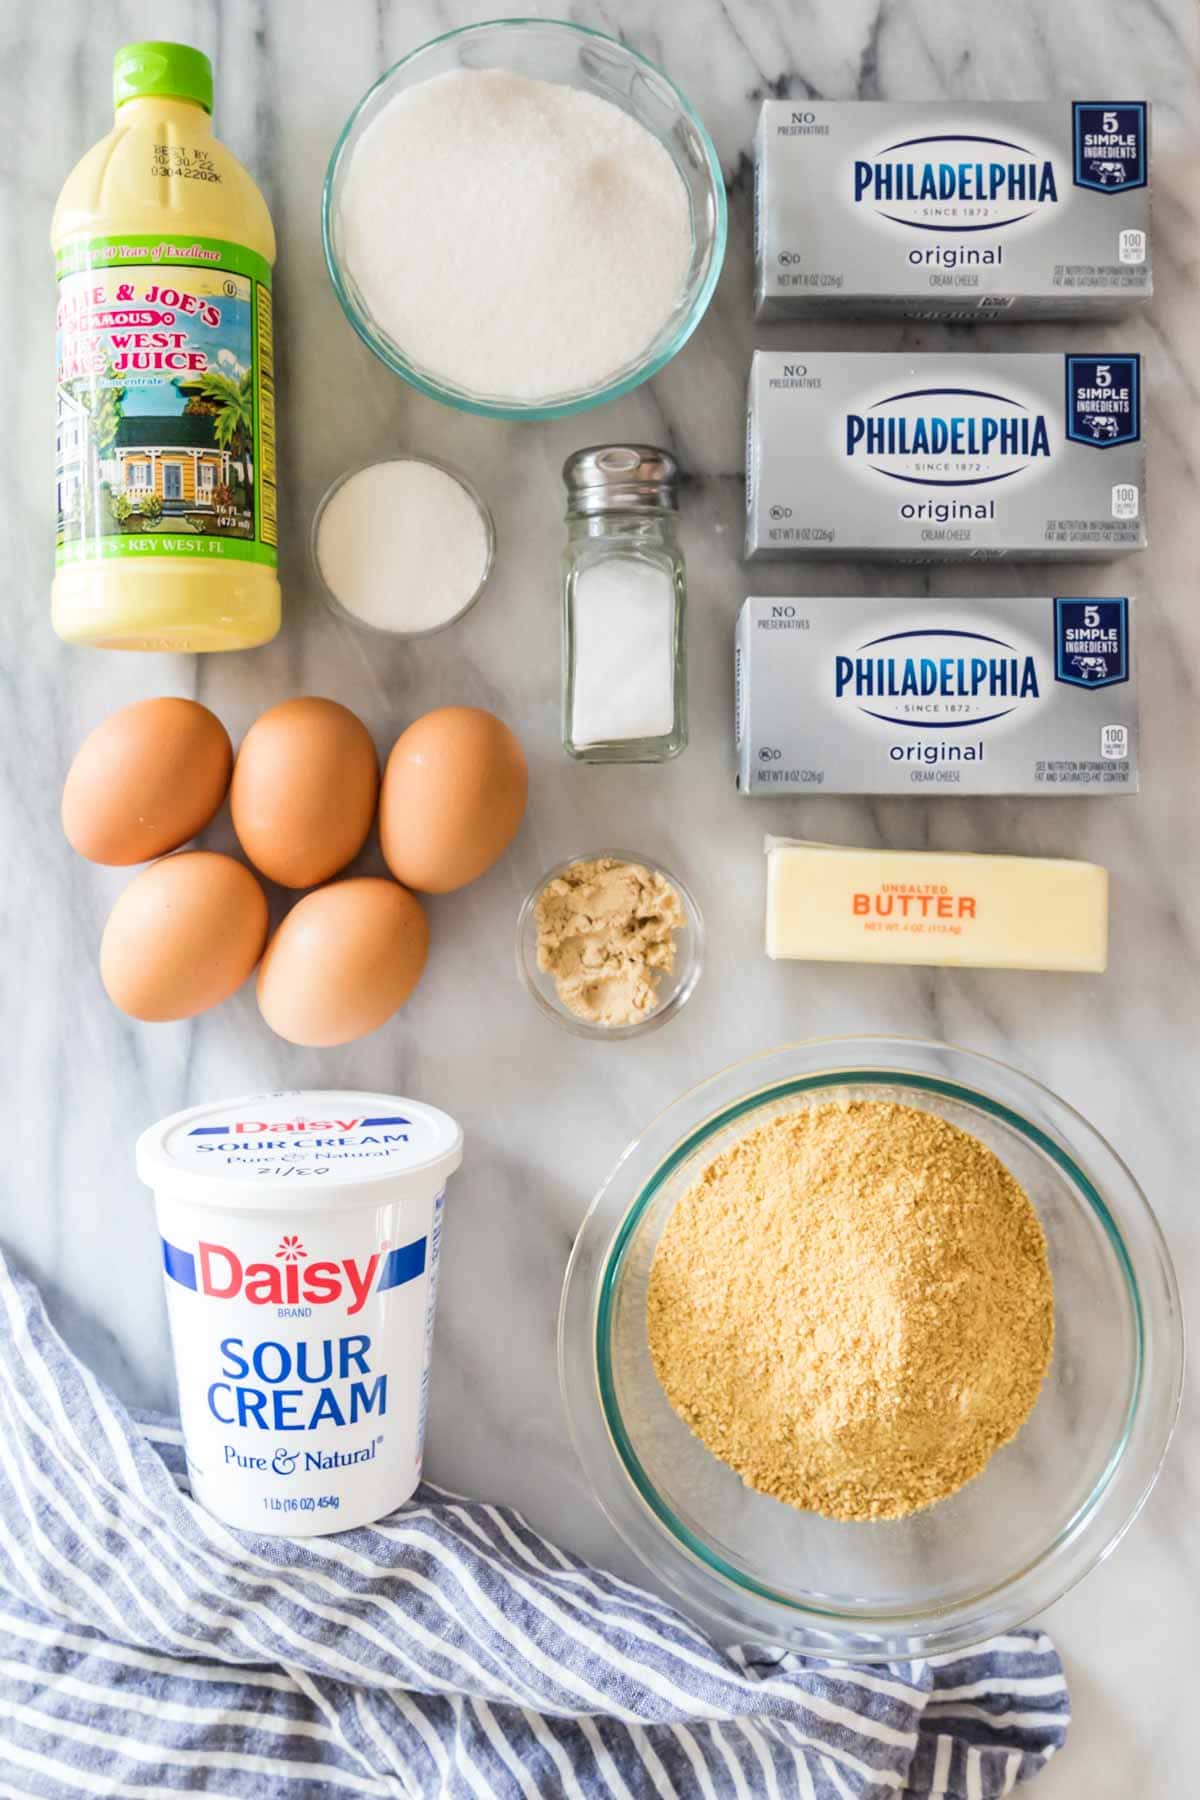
[310,456,496,640]
[322,20,727,420]
[516,851,703,1039]
[559,1038,1184,1659]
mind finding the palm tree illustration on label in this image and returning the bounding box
[177,368,256,536]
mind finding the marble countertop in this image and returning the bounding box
[7,0,1199,1792]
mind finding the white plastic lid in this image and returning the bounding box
[136,1090,463,1211]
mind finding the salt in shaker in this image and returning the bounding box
[561,446,687,763]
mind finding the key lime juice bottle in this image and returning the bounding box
[52,42,280,650]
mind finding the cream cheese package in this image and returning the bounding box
[735,595,1138,796]
[745,351,1146,560]
[137,1090,463,1535]
[755,100,1151,320]
[765,838,1109,972]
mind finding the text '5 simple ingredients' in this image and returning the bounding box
[66,697,528,1040]
[330,68,692,404]
[139,1090,463,1534]
[647,1100,1055,1522]
[52,42,280,650]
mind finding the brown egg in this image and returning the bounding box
[62,698,232,866]
[101,852,269,1022]
[379,706,528,894]
[231,697,379,889]
[256,877,429,1047]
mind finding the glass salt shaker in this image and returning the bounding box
[561,445,687,763]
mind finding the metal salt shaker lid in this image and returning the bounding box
[562,445,679,514]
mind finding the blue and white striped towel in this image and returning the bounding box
[0,1247,1068,1798]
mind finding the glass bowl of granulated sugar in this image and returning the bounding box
[322,20,726,420]
[559,1038,1183,1661]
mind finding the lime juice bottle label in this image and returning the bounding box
[55,233,276,568]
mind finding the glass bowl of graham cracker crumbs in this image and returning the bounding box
[558,1037,1183,1661]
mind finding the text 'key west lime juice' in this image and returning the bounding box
[52,42,280,650]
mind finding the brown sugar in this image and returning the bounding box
[646,1099,1055,1522]
[534,858,684,1027]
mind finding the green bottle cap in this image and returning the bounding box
[113,41,213,113]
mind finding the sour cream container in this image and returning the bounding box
[136,1090,463,1535]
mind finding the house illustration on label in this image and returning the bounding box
[111,414,235,512]
[55,368,256,543]
[55,386,95,525]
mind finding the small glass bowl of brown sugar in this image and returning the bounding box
[516,850,703,1039]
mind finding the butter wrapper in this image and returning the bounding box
[764,837,1108,972]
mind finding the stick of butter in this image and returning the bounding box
[765,837,1108,972]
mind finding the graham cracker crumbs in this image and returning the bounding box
[534,857,684,1027]
[646,1099,1055,1522]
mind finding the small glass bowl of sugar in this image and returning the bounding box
[312,456,496,639]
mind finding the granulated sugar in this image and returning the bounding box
[316,460,491,634]
[336,69,693,401]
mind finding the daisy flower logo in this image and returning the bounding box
[275,1235,307,1262]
